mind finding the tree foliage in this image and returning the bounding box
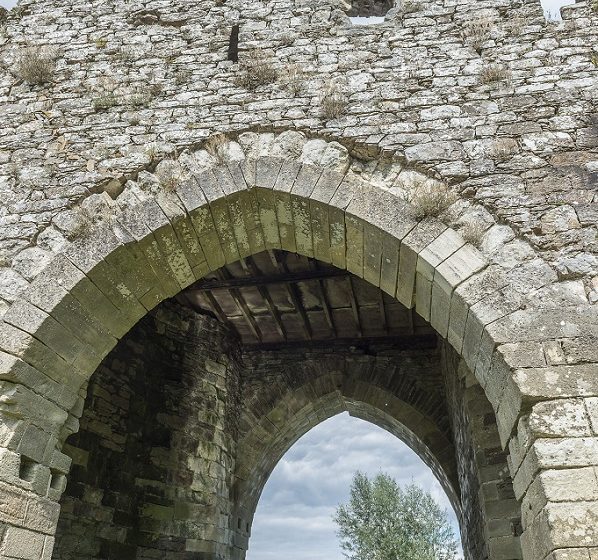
[334,472,458,560]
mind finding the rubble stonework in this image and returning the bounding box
[0,0,596,558]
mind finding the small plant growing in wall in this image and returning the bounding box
[480,63,512,86]
[14,46,56,85]
[461,16,494,54]
[592,0,598,13]
[284,63,307,96]
[320,81,348,120]
[236,49,279,91]
[204,133,229,163]
[459,222,486,248]
[401,0,419,15]
[404,178,457,220]
[92,92,119,111]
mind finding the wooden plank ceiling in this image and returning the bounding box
[177,250,434,346]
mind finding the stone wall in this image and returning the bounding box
[0,0,596,557]
[0,0,595,312]
[53,303,242,560]
[443,343,522,560]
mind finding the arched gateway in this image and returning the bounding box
[0,138,596,560]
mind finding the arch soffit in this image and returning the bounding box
[0,152,573,452]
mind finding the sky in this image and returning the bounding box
[247,413,463,560]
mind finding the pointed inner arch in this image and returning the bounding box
[247,412,464,560]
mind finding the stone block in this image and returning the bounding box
[310,168,345,205]
[3,300,102,376]
[175,177,207,214]
[237,190,267,256]
[329,175,359,212]
[431,243,486,337]
[498,365,598,449]
[274,190,298,253]
[0,324,78,392]
[417,226,465,282]
[2,527,46,559]
[188,204,227,271]
[41,536,54,560]
[547,550,591,560]
[396,219,446,308]
[0,382,68,436]
[23,496,60,534]
[17,425,53,465]
[0,449,19,479]
[291,194,315,259]
[527,399,592,438]
[225,162,250,193]
[273,159,302,194]
[225,192,252,259]
[345,214,364,277]
[513,438,598,500]
[255,157,285,190]
[254,188,281,251]
[521,467,598,530]
[586,398,598,435]
[155,194,210,279]
[0,481,28,524]
[522,502,598,560]
[309,200,332,265]
[197,168,226,203]
[487,534,523,560]
[328,205,347,270]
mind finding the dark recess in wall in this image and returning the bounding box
[228,25,239,62]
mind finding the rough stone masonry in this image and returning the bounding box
[0,0,596,559]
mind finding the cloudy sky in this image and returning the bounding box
[246,413,463,560]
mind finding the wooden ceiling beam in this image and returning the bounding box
[205,290,229,324]
[306,259,336,338]
[316,278,337,337]
[189,268,348,291]
[244,334,439,352]
[214,268,263,343]
[379,291,389,335]
[244,257,287,340]
[269,251,312,340]
[229,287,262,342]
[346,276,363,337]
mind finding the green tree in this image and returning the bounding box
[334,472,458,560]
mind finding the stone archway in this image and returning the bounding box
[48,273,519,560]
[0,136,596,560]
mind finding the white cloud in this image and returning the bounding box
[247,413,463,560]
